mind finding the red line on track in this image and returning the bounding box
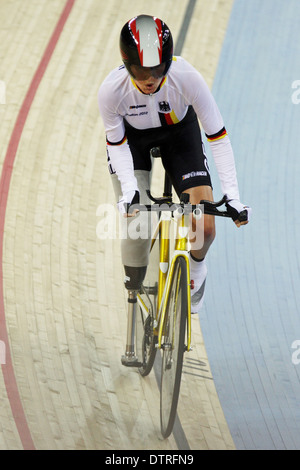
[0,0,75,450]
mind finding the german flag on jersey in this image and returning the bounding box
[205,126,227,142]
[158,108,180,126]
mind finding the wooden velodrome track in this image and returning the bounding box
[0,0,236,450]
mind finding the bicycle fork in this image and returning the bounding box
[121,290,143,367]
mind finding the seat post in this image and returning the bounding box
[150,146,173,200]
[163,173,172,199]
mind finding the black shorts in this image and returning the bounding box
[124,106,212,196]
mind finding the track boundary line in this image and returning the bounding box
[0,0,76,450]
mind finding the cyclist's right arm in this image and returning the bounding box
[98,76,139,213]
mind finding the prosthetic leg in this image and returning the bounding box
[121,266,147,367]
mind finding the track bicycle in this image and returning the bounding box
[120,147,241,438]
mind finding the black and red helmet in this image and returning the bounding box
[120,15,173,80]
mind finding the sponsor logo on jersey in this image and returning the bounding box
[182,171,207,181]
[129,104,147,109]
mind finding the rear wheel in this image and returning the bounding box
[160,256,188,438]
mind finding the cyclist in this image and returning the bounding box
[98,14,251,313]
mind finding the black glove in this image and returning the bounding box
[225,198,252,224]
[125,190,140,215]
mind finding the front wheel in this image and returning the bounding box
[160,256,188,438]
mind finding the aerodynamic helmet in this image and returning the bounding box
[120,15,173,80]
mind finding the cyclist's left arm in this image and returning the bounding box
[181,60,251,225]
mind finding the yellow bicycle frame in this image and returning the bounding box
[150,210,192,352]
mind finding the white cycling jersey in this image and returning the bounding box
[98,56,239,200]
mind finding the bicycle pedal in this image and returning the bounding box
[121,355,143,368]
